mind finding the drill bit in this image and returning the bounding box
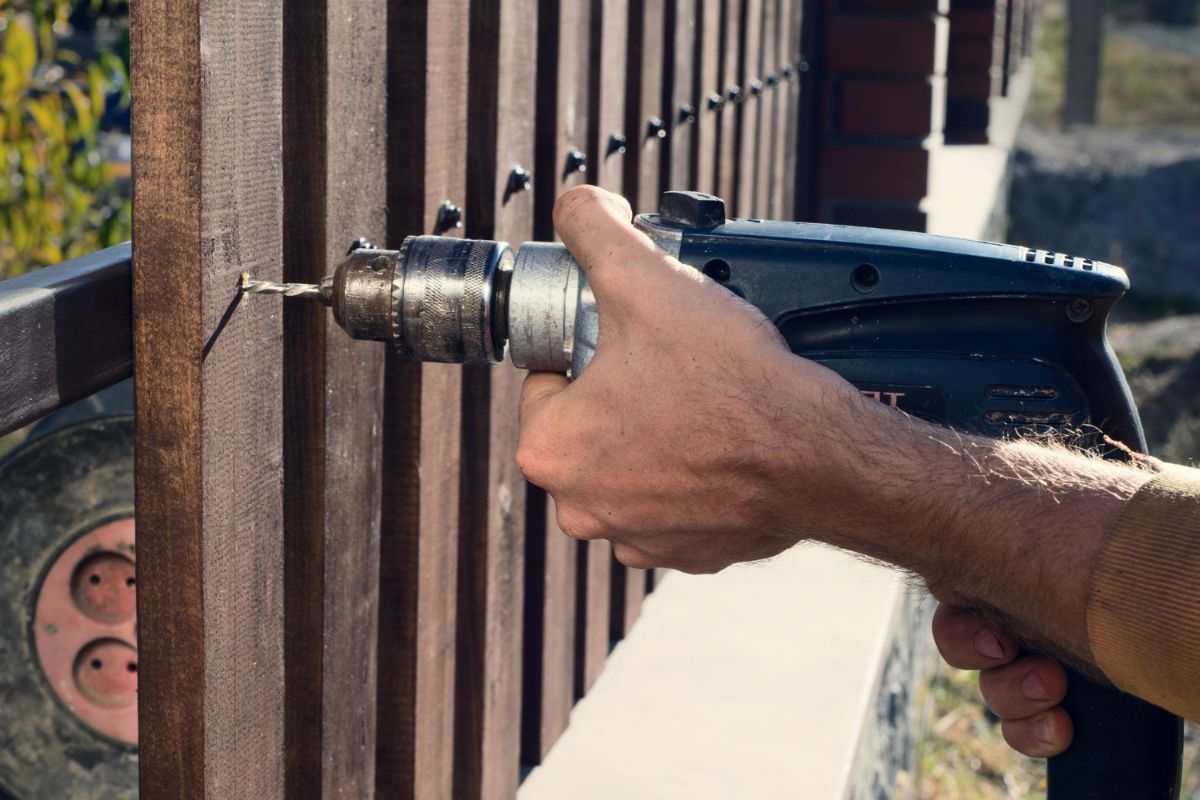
[240,272,329,302]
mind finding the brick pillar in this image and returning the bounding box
[815,0,949,232]
[944,0,1005,143]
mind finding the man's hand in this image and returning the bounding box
[932,604,1073,758]
[516,185,881,573]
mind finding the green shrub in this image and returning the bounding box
[0,0,130,278]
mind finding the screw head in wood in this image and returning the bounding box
[707,92,724,111]
[645,116,666,140]
[727,84,743,103]
[563,148,587,178]
[505,165,532,202]
[434,200,463,234]
[750,80,763,97]
[606,133,627,157]
[678,103,697,124]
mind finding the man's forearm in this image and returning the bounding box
[806,390,1154,670]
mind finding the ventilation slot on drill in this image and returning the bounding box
[987,385,1058,400]
[985,410,1072,426]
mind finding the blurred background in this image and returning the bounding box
[0,0,1197,797]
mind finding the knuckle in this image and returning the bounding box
[555,506,599,540]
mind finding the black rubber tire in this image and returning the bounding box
[0,416,137,800]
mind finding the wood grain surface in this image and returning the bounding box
[282,1,387,796]
[131,0,286,796]
[695,0,722,193]
[455,0,536,795]
[377,1,469,797]
[756,0,777,217]
[717,0,744,206]
[663,0,699,192]
[737,0,764,216]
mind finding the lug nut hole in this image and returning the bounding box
[852,263,880,293]
[703,258,731,282]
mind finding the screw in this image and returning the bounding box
[505,165,532,201]
[707,92,724,111]
[797,58,810,73]
[346,237,374,255]
[765,73,779,87]
[727,84,743,103]
[434,201,462,234]
[607,133,627,157]
[1067,298,1094,323]
[678,103,697,124]
[782,64,796,79]
[563,148,587,178]
[645,116,667,140]
[750,79,763,97]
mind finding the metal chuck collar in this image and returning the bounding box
[329,236,512,364]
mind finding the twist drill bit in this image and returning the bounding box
[240,272,330,303]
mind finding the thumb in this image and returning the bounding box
[519,370,569,427]
[552,185,677,309]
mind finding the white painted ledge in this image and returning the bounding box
[518,546,905,799]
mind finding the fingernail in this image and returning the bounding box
[1022,670,1051,701]
[974,628,1005,660]
[1035,715,1056,746]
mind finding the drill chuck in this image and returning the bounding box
[327,235,601,375]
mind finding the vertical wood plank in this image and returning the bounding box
[577,0,628,695]
[737,0,763,216]
[770,0,792,217]
[782,0,803,218]
[455,0,536,796]
[523,0,587,764]
[755,0,777,217]
[717,0,743,207]
[281,1,386,796]
[625,0,667,213]
[694,0,722,193]
[131,0,286,797]
[663,0,699,192]
[376,1,469,797]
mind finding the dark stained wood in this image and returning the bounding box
[755,0,777,217]
[589,0,630,194]
[694,0,722,194]
[770,0,791,217]
[662,0,699,192]
[0,244,131,437]
[282,2,387,797]
[717,0,743,207]
[131,0,286,796]
[520,492,578,763]
[534,0,592,241]
[578,0,627,695]
[737,0,763,216]
[455,0,536,796]
[625,0,667,213]
[377,1,469,797]
[782,0,803,219]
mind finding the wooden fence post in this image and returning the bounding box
[454,0,537,795]
[280,1,387,796]
[375,1,469,797]
[131,0,287,797]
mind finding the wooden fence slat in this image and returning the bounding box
[575,0,628,696]
[782,0,803,218]
[523,0,588,764]
[770,0,791,217]
[736,0,763,216]
[695,0,722,194]
[663,0,699,192]
[755,0,777,217]
[455,0,536,795]
[625,0,667,213]
[376,1,469,797]
[131,0,286,796]
[281,2,387,796]
[717,0,743,207]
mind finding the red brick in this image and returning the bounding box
[825,15,949,77]
[949,7,1000,36]
[945,71,994,98]
[836,0,948,12]
[828,203,929,232]
[819,144,931,202]
[948,37,1001,70]
[838,78,937,138]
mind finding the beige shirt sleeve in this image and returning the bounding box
[1088,466,1200,720]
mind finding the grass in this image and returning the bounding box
[1025,1,1200,130]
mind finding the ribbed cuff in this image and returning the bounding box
[1088,467,1200,720]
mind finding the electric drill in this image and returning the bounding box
[245,190,1182,798]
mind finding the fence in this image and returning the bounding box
[0,0,1038,797]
